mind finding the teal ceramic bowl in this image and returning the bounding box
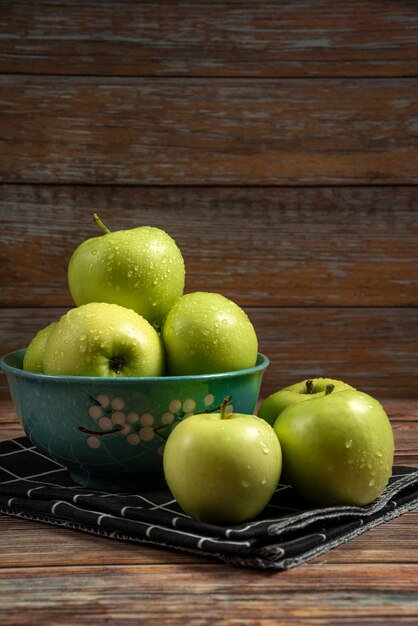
[0,349,269,492]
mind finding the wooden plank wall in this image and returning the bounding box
[0,1,417,399]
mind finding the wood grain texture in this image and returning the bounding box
[0,401,417,625]
[1,307,417,399]
[1,185,418,307]
[2,1,418,623]
[1,563,418,625]
[2,1,418,78]
[1,77,418,185]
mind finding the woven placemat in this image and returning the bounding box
[1,437,418,569]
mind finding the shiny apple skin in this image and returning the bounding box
[161,291,258,375]
[68,226,185,327]
[258,378,355,427]
[23,322,58,373]
[43,302,165,377]
[274,390,394,506]
[163,412,282,524]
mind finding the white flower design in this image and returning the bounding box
[81,393,232,454]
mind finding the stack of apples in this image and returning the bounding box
[24,214,258,379]
[23,215,394,525]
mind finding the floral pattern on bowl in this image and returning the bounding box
[80,393,234,454]
[0,349,268,492]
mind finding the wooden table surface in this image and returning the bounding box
[0,397,418,624]
[2,1,418,623]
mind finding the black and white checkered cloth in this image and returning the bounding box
[1,437,418,569]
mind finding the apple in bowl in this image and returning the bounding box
[68,214,185,328]
[41,302,165,378]
[162,291,258,376]
[23,322,58,373]
[2,342,269,492]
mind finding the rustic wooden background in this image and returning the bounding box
[1,1,418,401]
[1,3,418,625]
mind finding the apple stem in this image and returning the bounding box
[93,213,111,234]
[325,384,335,395]
[220,396,232,419]
[306,379,314,394]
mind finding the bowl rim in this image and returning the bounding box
[0,348,270,384]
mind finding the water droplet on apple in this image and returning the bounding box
[91,249,97,256]
[261,479,267,485]
[376,450,383,457]
[80,334,87,341]
[345,439,353,448]
[241,480,250,489]
[369,478,375,487]
[259,441,270,454]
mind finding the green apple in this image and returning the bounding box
[43,302,165,377]
[23,322,58,373]
[258,378,355,427]
[68,214,185,327]
[274,388,394,506]
[161,291,258,375]
[163,398,282,523]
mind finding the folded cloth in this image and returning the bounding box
[1,437,418,570]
